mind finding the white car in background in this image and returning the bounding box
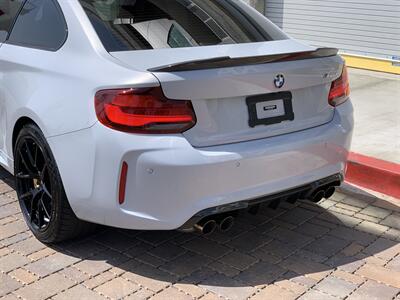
[0,0,353,243]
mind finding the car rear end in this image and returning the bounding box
[56,0,354,230]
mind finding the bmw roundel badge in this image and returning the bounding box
[274,74,285,89]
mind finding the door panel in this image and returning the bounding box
[0,52,7,166]
[0,0,25,167]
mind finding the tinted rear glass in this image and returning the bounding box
[79,0,284,52]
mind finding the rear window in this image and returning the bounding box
[79,0,286,52]
[7,0,67,51]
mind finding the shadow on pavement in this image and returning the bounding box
[55,197,399,290]
[1,166,399,294]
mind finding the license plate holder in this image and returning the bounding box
[246,92,294,128]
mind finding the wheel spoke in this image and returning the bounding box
[37,203,43,228]
[18,149,36,175]
[32,189,43,207]
[23,140,37,169]
[39,196,51,221]
[16,172,39,180]
[40,163,48,181]
[29,202,34,223]
[20,189,34,200]
[34,144,39,168]
[42,184,52,200]
[28,190,39,222]
[26,188,42,224]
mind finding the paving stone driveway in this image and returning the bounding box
[1,167,400,300]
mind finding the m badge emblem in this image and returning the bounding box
[274,74,285,89]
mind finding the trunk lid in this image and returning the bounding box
[111,40,343,147]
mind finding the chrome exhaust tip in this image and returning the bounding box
[310,190,325,203]
[194,220,217,235]
[219,216,235,232]
[324,186,336,199]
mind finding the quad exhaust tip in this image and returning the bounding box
[324,186,336,199]
[219,216,235,232]
[311,190,325,203]
[194,220,217,235]
[193,185,337,234]
[309,185,336,203]
[194,216,235,235]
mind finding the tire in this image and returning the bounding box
[14,123,95,243]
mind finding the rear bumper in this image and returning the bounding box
[48,100,353,230]
[180,173,342,231]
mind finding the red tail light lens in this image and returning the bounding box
[95,87,196,134]
[328,65,350,107]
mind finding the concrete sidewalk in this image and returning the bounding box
[348,68,400,164]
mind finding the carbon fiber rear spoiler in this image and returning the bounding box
[148,48,339,72]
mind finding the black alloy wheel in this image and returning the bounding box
[14,124,95,243]
[15,135,53,231]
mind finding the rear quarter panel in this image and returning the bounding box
[0,0,159,171]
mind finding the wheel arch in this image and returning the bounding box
[6,113,49,174]
[9,106,51,153]
[12,117,40,151]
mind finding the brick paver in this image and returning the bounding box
[0,273,22,297]
[0,252,31,273]
[356,263,400,288]
[9,268,38,285]
[15,273,75,300]
[1,168,400,300]
[381,214,400,230]
[95,277,140,299]
[314,275,358,298]
[347,280,399,300]
[25,252,80,277]
[250,284,297,300]
[53,284,106,300]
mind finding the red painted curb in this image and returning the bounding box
[345,152,400,199]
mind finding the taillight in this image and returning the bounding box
[328,65,350,107]
[95,87,196,134]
